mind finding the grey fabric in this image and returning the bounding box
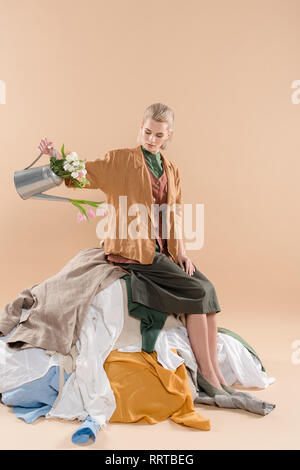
[164,339,275,415]
[194,389,276,416]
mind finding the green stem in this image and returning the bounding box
[70,201,90,222]
[69,199,104,206]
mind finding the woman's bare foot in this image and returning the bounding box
[212,365,228,387]
[198,367,223,391]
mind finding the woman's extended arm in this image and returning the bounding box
[62,150,115,193]
[37,139,115,193]
[63,155,113,191]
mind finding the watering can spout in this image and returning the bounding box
[14,152,71,203]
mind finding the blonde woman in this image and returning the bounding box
[39,103,231,397]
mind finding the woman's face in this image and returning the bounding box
[140,118,172,154]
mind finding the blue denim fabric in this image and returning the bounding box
[1,366,70,423]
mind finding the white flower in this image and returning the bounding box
[71,171,79,178]
[63,163,74,172]
[66,152,78,161]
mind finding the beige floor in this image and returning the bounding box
[0,308,299,450]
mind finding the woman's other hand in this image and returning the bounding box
[38,137,62,159]
[178,252,195,276]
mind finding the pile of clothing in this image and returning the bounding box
[0,247,276,444]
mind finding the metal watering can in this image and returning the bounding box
[14,150,71,203]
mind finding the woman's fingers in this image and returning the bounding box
[186,259,195,276]
[178,256,195,275]
[183,260,189,274]
[188,261,195,275]
[38,138,54,154]
[179,258,193,275]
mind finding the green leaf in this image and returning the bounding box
[83,202,101,208]
[61,143,67,159]
[72,179,82,189]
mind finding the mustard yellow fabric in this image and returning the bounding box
[104,348,211,431]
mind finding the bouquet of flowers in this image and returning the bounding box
[49,143,106,222]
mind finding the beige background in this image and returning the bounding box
[0,0,299,450]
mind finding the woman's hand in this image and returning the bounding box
[38,137,62,159]
[178,251,195,276]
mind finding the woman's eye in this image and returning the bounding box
[145,131,163,138]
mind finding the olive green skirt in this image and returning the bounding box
[110,241,221,315]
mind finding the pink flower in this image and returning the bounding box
[86,209,96,219]
[96,207,108,216]
[77,212,87,223]
[78,171,84,178]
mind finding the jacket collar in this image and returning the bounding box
[132,144,172,170]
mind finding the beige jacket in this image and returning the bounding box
[0,248,126,355]
[65,144,183,264]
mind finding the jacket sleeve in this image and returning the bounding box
[174,165,183,238]
[64,150,115,193]
[175,165,182,206]
[0,286,36,336]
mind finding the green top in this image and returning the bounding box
[141,145,164,179]
[141,145,164,252]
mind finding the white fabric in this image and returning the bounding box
[46,279,124,428]
[0,278,276,430]
[217,332,276,388]
[0,309,59,393]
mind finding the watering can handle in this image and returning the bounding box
[23,148,57,171]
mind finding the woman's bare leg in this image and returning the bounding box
[186,313,223,390]
[206,312,228,387]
